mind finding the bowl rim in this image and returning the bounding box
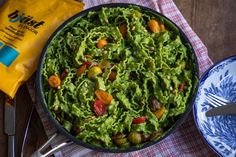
[193,55,236,156]
[36,3,199,153]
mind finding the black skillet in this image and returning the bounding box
[34,3,199,156]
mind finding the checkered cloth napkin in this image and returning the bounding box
[27,0,217,156]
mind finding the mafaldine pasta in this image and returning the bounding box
[42,6,198,149]
[0,0,84,98]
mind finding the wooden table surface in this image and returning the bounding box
[0,0,236,157]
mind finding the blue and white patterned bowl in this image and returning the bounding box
[193,55,236,157]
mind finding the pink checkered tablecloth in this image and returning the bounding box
[27,0,218,156]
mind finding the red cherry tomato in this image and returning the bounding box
[83,61,92,67]
[132,116,147,124]
[92,99,106,116]
[60,69,68,81]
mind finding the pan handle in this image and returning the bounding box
[31,133,73,157]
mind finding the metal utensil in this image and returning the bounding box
[31,133,73,157]
[20,79,36,157]
[4,96,16,157]
[206,103,236,116]
[206,93,229,107]
[20,104,35,157]
[205,93,236,116]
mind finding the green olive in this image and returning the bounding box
[128,132,142,144]
[99,60,110,69]
[120,141,131,148]
[114,138,127,145]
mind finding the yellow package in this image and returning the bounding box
[0,0,84,98]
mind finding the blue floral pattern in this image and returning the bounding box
[194,56,236,157]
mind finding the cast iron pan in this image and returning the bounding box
[36,3,199,155]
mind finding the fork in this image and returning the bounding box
[205,93,236,116]
[206,93,229,107]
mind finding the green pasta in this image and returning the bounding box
[42,6,198,149]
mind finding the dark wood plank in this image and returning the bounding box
[0,84,48,157]
[15,85,47,157]
[0,92,7,156]
[15,84,34,156]
[174,0,236,63]
[22,109,48,157]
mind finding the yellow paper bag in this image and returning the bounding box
[0,0,84,98]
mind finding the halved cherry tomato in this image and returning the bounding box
[114,138,127,145]
[153,105,165,120]
[119,24,127,37]
[132,116,147,124]
[83,61,92,67]
[88,66,102,79]
[60,69,68,81]
[48,75,61,88]
[92,99,107,116]
[160,23,166,32]
[76,65,87,76]
[148,19,160,33]
[108,71,117,81]
[95,89,113,105]
[97,38,108,48]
